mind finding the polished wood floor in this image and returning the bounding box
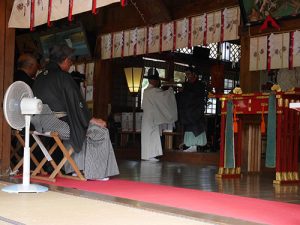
[2,151,300,225]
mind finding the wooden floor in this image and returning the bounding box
[2,151,300,225]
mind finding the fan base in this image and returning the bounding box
[2,184,48,193]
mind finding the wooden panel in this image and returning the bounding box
[0,0,15,173]
[93,60,113,120]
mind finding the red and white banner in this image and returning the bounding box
[249,36,268,71]
[175,18,189,50]
[9,0,119,28]
[161,22,174,52]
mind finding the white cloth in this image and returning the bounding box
[277,67,300,91]
[141,85,177,160]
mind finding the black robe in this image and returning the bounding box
[177,80,206,136]
[14,69,34,88]
[33,62,91,152]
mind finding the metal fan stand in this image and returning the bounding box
[2,115,48,193]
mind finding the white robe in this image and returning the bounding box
[141,85,177,160]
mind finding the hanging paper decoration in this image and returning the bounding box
[161,22,174,52]
[293,30,300,67]
[176,18,189,50]
[101,33,112,60]
[50,0,69,22]
[112,31,124,58]
[136,27,147,55]
[249,36,268,71]
[73,0,92,16]
[223,7,240,42]
[9,0,119,28]
[9,0,31,29]
[85,62,95,86]
[206,11,221,44]
[268,33,289,70]
[122,30,130,57]
[129,28,138,55]
[98,6,241,59]
[147,24,160,54]
[96,0,119,8]
[191,14,206,47]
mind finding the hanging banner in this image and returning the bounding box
[191,14,206,47]
[50,0,68,22]
[293,30,300,67]
[206,11,221,44]
[269,33,289,70]
[223,7,240,41]
[123,30,130,57]
[101,33,112,60]
[9,0,119,28]
[161,22,174,52]
[249,36,268,71]
[9,0,31,28]
[112,31,124,58]
[136,27,147,55]
[147,24,160,54]
[73,0,92,15]
[176,18,189,50]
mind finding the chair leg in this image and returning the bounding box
[52,135,86,181]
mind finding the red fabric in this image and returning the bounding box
[68,0,73,21]
[188,17,192,48]
[259,15,280,32]
[30,0,35,31]
[289,32,294,69]
[47,0,52,27]
[92,0,97,14]
[32,177,300,225]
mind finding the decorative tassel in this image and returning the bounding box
[47,0,52,27]
[30,0,35,31]
[121,0,127,7]
[68,0,73,22]
[233,105,238,133]
[261,106,266,134]
[92,0,97,15]
[259,15,280,32]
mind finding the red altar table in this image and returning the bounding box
[215,91,300,184]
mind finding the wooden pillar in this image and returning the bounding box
[93,59,113,120]
[0,0,15,174]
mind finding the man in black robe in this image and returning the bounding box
[14,53,39,87]
[32,43,119,180]
[177,66,207,152]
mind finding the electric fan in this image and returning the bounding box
[2,81,48,193]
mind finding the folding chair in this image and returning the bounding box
[30,131,85,182]
[30,104,86,182]
[10,130,47,175]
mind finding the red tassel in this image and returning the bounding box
[30,0,35,31]
[233,106,238,133]
[92,0,97,15]
[261,106,266,134]
[47,0,52,27]
[68,0,73,22]
[121,0,127,7]
[188,17,192,48]
[173,21,176,51]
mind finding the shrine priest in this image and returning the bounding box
[141,68,178,161]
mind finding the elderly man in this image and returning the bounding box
[32,43,119,180]
[14,53,39,87]
[141,68,177,161]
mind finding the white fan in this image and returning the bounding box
[2,81,48,193]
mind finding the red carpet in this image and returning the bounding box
[32,178,300,225]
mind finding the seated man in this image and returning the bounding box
[32,43,119,181]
